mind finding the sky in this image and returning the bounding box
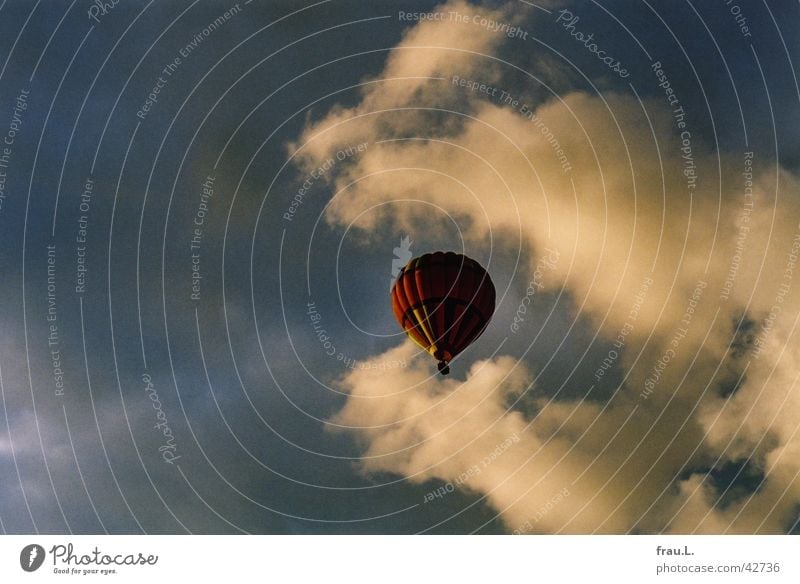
[0,0,798,534]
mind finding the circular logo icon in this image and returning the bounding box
[20,544,45,572]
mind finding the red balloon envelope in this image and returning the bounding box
[390,251,496,375]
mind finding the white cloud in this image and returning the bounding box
[297,0,800,533]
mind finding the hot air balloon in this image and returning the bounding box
[390,251,496,375]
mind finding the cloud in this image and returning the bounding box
[329,341,632,534]
[296,0,800,532]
